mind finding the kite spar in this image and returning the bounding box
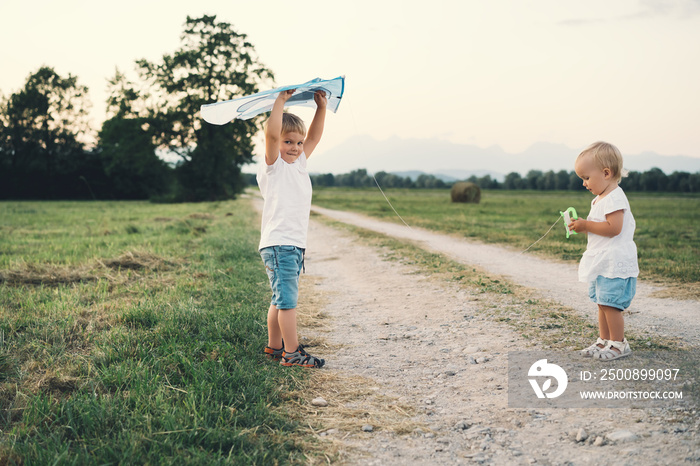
[200,76,345,125]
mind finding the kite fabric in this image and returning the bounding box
[200,76,345,125]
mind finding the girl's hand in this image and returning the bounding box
[569,218,587,233]
[314,90,328,109]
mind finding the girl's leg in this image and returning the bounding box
[597,305,610,340]
[278,308,300,353]
[267,304,283,349]
[601,304,625,353]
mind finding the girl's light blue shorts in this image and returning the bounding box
[260,245,305,310]
[588,276,636,311]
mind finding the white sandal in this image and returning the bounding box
[580,338,607,357]
[594,339,631,361]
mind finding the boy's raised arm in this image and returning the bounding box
[264,90,294,166]
[304,91,328,159]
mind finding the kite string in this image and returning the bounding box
[346,100,418,234]
[518,215,562,255]
[347,98,560,255]
[371,172,417,233]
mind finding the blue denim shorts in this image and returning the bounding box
[588,276,636,311]
[260,245,305,310]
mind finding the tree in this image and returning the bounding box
[640,167,668,192]
[0,67,93,199]
[372,171,412,188]
[525,170,543,190]
[108,15,273,201]
[474,174,498,189]
[568,171,585,191]
[666,171,693,193]
[689,173,700,193]
[503,172,523,190]
[334,169,373,187]
[415,174,446,189]
[540,170,556,190]
[97,117,171,199]
[311,173,335,187]
[622,170,640,191]
[555,170,570,190]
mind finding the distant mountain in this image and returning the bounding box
[386,170,505,182]
[432,169,505,182]
[308,135,700,177]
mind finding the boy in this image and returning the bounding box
[257,89,327,368]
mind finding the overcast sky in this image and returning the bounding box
[2,0,699,169]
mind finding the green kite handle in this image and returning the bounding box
[560,207,578,238]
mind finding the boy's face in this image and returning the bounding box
[279,132,305,159]
[575,155,614,196]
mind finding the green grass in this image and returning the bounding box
[312,188,700,285]
[1,191,698,463]
[0,200,312,465]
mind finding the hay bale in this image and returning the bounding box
[451,182,481,203]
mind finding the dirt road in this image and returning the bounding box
[256,199,699,464]
[310,206,699,347]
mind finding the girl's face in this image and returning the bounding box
[575,155,615,197]
[279,132,304,159]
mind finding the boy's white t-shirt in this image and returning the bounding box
[578,186,639,283]
[257,153,312,250]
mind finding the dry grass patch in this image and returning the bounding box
[297,274,333,330]
[187,212,216,220]
[99,250,177,272]
[0,250,179,287]
[0,262,97,286]
[296,274,338,353]
[298,371,420,433]
[76,307,116,334]
[38,374,82,396]
[648,282,700,300]
[283,370,422,465]
[0,251,179,417]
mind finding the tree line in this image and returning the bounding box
[0,16,271,202]
[289,168,699,192]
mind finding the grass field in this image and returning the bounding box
[312,188,700,287]
[0,200,313,464]
[1,190,698,463]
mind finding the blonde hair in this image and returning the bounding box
[264,112,307,137]
[577,141,626,182]
[281,112,306,137]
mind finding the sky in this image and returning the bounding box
[1,0,699,172]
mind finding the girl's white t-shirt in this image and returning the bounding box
[578,186,639,282]
[257,153,312,250]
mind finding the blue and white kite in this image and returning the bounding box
[200,76,345,125]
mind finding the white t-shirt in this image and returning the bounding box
[257,153,312,250]
[578,186,639,282]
